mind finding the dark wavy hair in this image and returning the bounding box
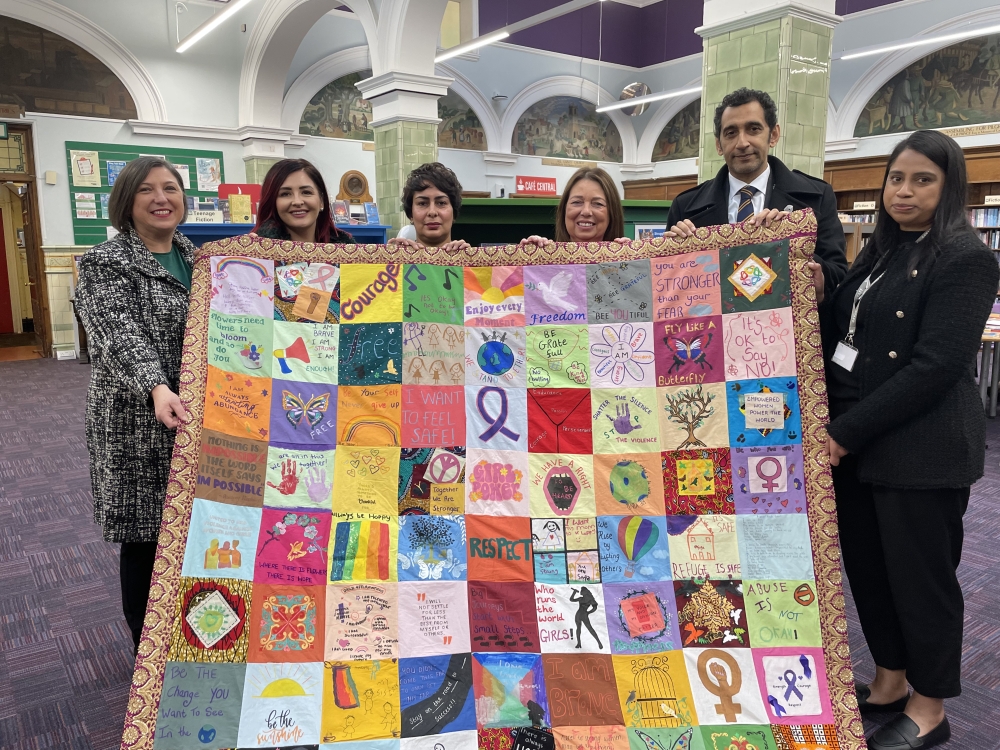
[254,159,338,243]
[714,88,778,138]
[555,167,624,242]
[108,156,188,231]
[866,129,975,270]
[402,162,463,219]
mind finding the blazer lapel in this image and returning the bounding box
[687,166,731,227]
[126,230,188,289]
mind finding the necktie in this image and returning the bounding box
[736,185,759,222]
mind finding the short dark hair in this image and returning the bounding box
[713,88,778,138]
[870,129,976,269]
[555,167,625,243]
[108,156,187,231]
[402,162,463,219]
[254,158,340,244]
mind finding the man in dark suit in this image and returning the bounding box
[667,88,847,300]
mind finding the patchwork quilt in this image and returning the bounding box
[121,211,865,750]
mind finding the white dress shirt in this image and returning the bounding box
[727,165,770,223]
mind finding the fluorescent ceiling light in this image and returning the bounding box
[596,86,701,113]
[833,23,1000,61]
[435,0,602,62]
[177,0,254,53]
[435,31,510,62]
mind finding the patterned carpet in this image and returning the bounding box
[0,357,998,749]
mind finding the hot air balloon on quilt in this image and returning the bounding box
[618,516,659,578]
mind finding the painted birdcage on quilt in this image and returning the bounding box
[631,657,681,727]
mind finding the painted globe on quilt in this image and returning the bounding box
[198,726,217,743]
[609,460,650,507]
[477,340,514,375]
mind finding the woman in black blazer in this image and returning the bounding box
[821,130,998,750]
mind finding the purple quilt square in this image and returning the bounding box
[270,379,338,448]
[524,264,589,326]
[732,444,806,515]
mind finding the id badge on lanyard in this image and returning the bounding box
[834,270,884,372]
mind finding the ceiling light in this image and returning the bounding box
[596,86,701,113]
[834,23,1000,61]
[177,0,254,53]
[435,31,510,62]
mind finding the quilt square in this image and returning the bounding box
[324,582,399,661]
[320,659,401,741]
[655,315,725,387]
[721,241,790,313]
[743,580,821,648]
[471,652,549,729]
[263,445,335,509]
[526,325,590,388]
[700,726,779,750]
[667,515,741,581]
[541,652,623,725]
[340,263,403,322]
[403,322,465,385]
[603,582,682,655]
[465,327,527,387]
[722,308,796,382]
[594,453,665,516]
[333,447,400,517]
[586,260,653,324]
[398,581,471,657]
[466,515,533,582]
[208,310,274,377]
[270,379,337,448]
[465,449,529,517]
[153,662,245,749]
[401,386,465,448]
[732,445,807,515]
[196,429,268,507]
[255,508,331,586]
[211,255,275,317]
[754,648,833,725]
[399,654,476,737]
[683,648,768,725]
[597,515,670,583]
[182,498,260,580]
[592,388,661,454]
[464,266,525,327]
[465,385,527,451]
[657,382,730,451]
[337,385,403,447]
[403,264,464,325]
[535,583,610,654]
[272,320,339,383]
[238,661,324,747]
[204,366,272,441]
[528,454,596,518]
[168,578,250,663]
[274,261,340,323]
[651,250,722,320]
[589,322,656,387]
[737,515,814,581]
[247,584,325,662]
[526,388,593,454]
[328,515,399,583]
[674,579,749,648]
[726,378,802,447]
[398,515,468,582]
[612,651,697,728]
[662,448,734,515]
[628,727,706,750]
[468,581,540,652]
[524,264,588,327]
[339,323,403,386]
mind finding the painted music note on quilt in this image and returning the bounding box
[123,212,864,750]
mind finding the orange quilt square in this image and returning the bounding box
[466,515,533,582]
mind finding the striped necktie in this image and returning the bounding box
[736,185,759,222]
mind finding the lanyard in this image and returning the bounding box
[844,229,928,346]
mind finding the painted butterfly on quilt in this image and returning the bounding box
[281,390,330,429]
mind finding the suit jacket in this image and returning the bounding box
[821,230,998,488]
[666,156,848,290]
[76,229,195,543]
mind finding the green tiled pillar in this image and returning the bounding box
[244,156,282,185]
[698,7,839,181]
[374,121,439,234]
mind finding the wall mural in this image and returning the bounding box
[0,17,137,119]
[512,96,623,162]
[438,91,486,150]
[300,70,374,141]
[854,33,1000,137]
[652,98,701,162]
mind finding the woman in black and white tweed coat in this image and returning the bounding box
[76,156,194,654]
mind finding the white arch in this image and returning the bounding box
[375,0,450,76]
[0,0,167,121]
[281,45,372,130]
[435,62,502,153]
[831,6,1000,141]
[500,76,639,164]
[636,80,701,164]
[240,0,379,129]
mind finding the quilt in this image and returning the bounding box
[121,211,865,750]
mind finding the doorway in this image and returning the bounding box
[0,123,49,357]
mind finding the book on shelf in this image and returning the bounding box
[364,202,380,224]
[978,229,1000,250]
[839,212,877,223]
[969,208,1000,228]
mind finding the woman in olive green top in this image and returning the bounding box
[76,156,196,653]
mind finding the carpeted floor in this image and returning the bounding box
[0,357,998,749]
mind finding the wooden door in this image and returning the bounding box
[20,183,48,352]
[0,207,13,333]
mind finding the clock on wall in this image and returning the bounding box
[337,170,373,203]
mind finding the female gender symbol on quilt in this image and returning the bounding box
[145,225,850,750]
